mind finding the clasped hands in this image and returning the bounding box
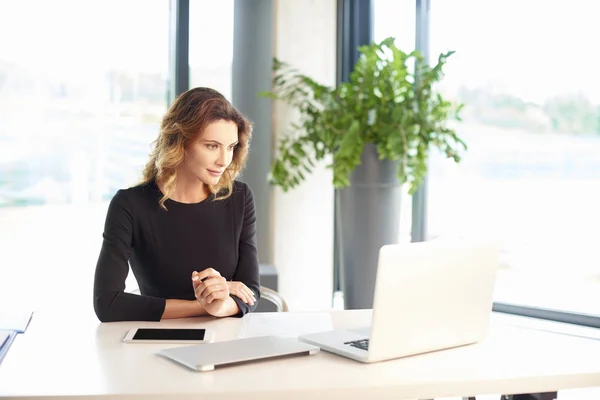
[192,268,256,316]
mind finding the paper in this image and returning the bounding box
[0,330,17,365]
[0,331,9,349]
[0,311,33,333]
[238,312,333,339]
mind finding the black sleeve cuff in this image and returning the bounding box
[230,294,257,318]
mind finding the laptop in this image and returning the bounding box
[298,239,501,363]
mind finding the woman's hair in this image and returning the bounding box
[141,87,253,209]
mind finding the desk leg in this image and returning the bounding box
[503,393,558,400]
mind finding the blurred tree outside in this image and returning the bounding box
[457,85,600,136]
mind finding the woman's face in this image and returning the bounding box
[182,119,239,186]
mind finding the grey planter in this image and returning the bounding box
[338,143,401,310]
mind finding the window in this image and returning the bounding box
[428,0,600,316]
[372,0,416,243]
[0,0,169,311]
[373,0,415,52]
[189,0,234,100]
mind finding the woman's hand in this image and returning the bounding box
[227,281,256,306]
[192,268,230,316]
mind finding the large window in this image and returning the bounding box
[0,0,170,311]
[189,0,234,99]
[372,0,416,243]
[427,0,600,316]
[373,0,415,52]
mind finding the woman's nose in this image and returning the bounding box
[216,149,227,166]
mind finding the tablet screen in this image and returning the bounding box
[132,328,206,341]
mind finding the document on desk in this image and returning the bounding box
[0,330,18,365]
[238,312,333,339]
[0,311,33,333]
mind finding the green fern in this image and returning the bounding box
[259,36,467,194]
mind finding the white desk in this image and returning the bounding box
[1,310,600,399]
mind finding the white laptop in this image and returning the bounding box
[298,239,501,363]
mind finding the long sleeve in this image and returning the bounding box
[93,190,166,322]
[230,184,261,317]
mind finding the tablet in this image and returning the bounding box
[123,327,215,344]
[157,335,320,371]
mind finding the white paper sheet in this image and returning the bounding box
[238,312,334,339]
[0,311,33,333]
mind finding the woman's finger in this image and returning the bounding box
[194,284,206,301]
[194,279,218,300]
[202,277,226,288]
[240,288,255,305]
[191,272,203,290]
[234,283,254,304]
[192,271,215,291]
[199,279,228,300]
[235,282,253,299]
[206,289,228,304]
[242,288,255,304]
[233,289,250,304]
[194,268,221,283]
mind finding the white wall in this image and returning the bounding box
[270,0,337,311]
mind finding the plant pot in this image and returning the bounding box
[338,143,401,310]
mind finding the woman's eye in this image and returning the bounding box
[207,144,217,150]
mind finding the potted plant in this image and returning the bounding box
[260,37,466,309]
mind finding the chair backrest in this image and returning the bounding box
[259,286,289,312]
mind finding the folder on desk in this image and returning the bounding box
[0,330,18,365]
[0,311,33,333]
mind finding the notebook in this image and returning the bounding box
[158,335,319,371]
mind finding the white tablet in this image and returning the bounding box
[123,327,215,344]
[157,335,320,371]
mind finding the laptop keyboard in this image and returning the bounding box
[344,338,369,351]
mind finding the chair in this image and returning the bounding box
[259,286,288,312]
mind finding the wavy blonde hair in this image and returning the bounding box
[142,87,253,209]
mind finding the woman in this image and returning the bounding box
[93,87,260,322]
